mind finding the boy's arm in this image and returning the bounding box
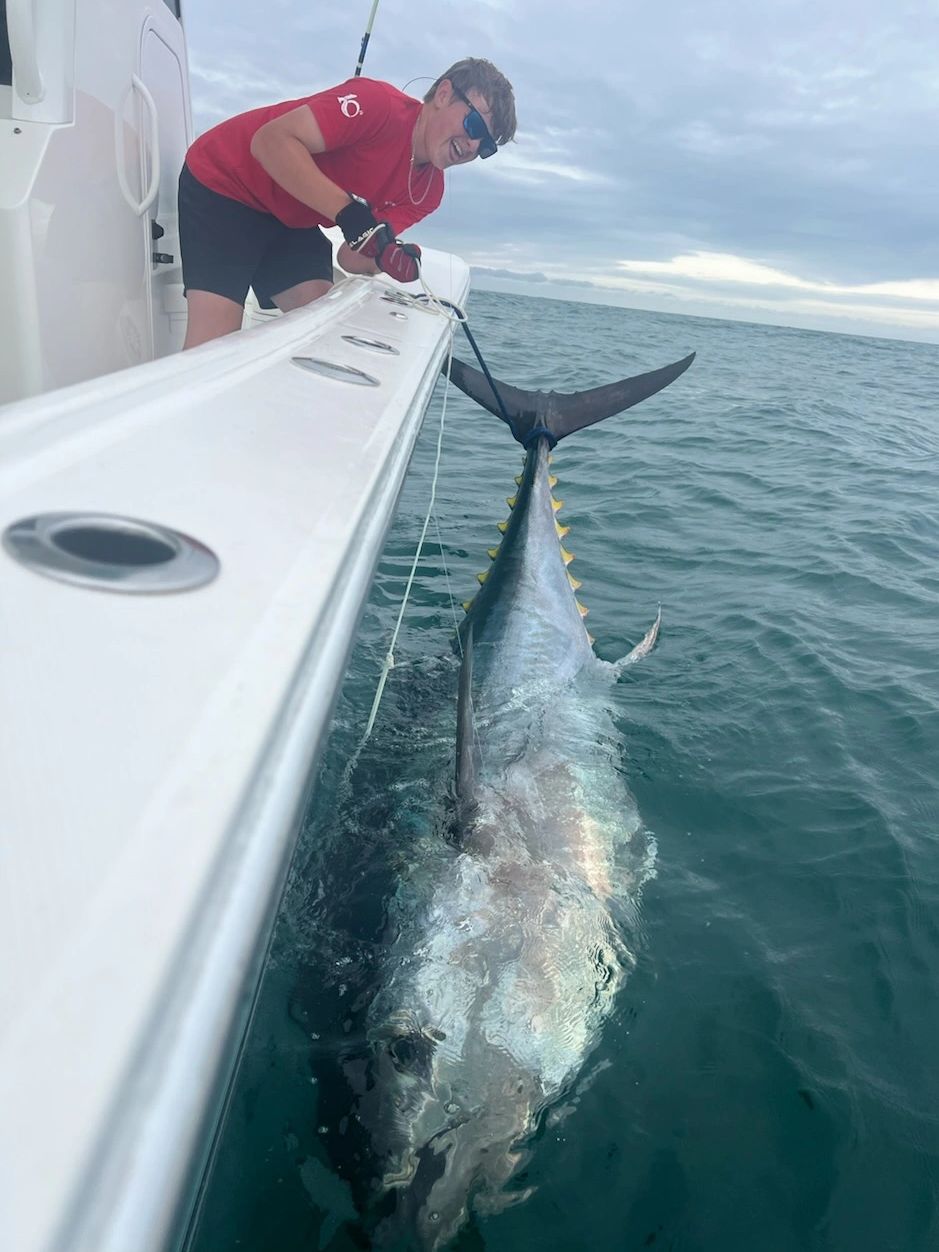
[249,104,351,221]
[251,101,417,283]
[337,243,380,275]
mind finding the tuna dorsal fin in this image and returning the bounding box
[447,352,696,445]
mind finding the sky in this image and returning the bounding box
[182,0,939,343]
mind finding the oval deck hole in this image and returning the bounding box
[2,513,220,594]
[341,335,399,355]
[291,357,380,385]
[53,524,176,566]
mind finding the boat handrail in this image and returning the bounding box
[116,73,161,216]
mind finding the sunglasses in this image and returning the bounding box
[451,84,498,159]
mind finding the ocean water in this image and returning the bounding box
[187,291,939,1251]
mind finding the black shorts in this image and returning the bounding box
[177,163,334,309]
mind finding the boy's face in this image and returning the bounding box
[421,80,494,169]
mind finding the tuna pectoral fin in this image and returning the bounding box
[611,607,662,676]
[447,353,695,445]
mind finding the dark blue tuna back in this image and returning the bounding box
[461,439,594,716]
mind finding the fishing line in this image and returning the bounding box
[363,267,500,658]
[355,271,500,767]
[359,322,457,745]
[433,510,464,645]
[434,500,486,774]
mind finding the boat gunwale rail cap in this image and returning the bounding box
[2,511,220,594]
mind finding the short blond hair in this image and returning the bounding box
[425,58,517,146]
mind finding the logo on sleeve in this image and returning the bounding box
[337,93,362,118]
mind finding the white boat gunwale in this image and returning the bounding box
[1,256,470,1252]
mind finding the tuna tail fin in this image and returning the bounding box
[447,352,696,446]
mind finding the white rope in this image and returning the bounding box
[375,268,466,327]
[345,268,488,797]
[359,319,458,743]
[433,510,464,646]
[398,270,486,772]
[434,510,486,775]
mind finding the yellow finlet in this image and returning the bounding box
[551,498,564,513]
[487,547,500,561]
[560,546,574,566]
[462,600,474,612]
[514,474,523,486]
[555,522,570,539]
[507,495,517,509]
[548,474,558,488]
[476,571,489,585]
[568,573,582,591]
[497,521,509,534]
[576,600,589,618]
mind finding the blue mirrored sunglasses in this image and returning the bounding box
[452,84,498,159]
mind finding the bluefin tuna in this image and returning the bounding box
[357,349,695,1248]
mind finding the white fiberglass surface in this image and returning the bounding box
[0,257,468,1252]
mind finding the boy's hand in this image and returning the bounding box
[369,234,422,283]
[335,198,383,249]
[335,199,421,284]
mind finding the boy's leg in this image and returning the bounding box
[255,226,335,315]
[178,163,276,349]
[272,279,333,312]
[182,291,246,348]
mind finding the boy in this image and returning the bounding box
[179,58,516,347]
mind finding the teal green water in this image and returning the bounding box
[189,291,939,1251]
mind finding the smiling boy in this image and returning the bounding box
[179,58,516,348]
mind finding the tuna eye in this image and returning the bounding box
[389,1036,416,1066]
[387,1031,436,1076]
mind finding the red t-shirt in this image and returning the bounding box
[185,78,444,235]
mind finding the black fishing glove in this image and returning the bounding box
[335,198,422,284]
[335,197,382,250]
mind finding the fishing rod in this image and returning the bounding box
[353,0,381,77]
